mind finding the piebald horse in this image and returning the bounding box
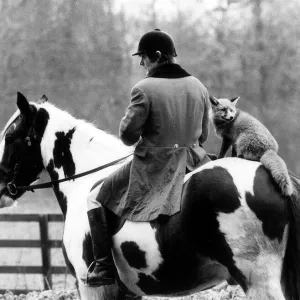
[0,92,300,300]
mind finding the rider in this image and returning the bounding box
[85,29,212,287]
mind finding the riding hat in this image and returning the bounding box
[132,29,177,57]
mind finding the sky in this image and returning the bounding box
[114,0,220,19]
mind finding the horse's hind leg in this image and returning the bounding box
[246,281,285,300]
[229,253,286,300]
[240,255,286,300]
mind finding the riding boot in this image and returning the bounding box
[86,207,115,286]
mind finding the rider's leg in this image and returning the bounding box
[85,161,132,286]
[86,192,115,286]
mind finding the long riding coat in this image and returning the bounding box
[99,64,211,221]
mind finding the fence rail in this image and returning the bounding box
[0,213,69,295]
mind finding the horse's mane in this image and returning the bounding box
[39,101,131,155]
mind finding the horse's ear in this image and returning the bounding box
[230,97,240,106]
[38,94,48,104]
[16,92,31,116]
[209,96,219,106]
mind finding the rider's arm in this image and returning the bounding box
[119,87,150,146]
[199,89,211,145]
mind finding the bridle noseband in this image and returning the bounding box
[6,164,20,196]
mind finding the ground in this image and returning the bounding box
[0,283,246,300]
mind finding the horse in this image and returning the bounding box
[0,92,300,300]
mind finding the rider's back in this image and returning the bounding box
[117,65,212,221]
[132,75,208,147]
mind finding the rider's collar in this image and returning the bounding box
[147,63,191,79]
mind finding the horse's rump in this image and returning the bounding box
[109,159,287,295]
[281,174,300,300]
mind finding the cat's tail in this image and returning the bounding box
[260,149,294,196]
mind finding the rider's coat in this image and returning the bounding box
[101,64,211,221]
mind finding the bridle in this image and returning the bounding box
[0,119,133,197]
[0,115,39,196]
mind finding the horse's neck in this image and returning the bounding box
[40,105,131,205]
[70,123,131,174]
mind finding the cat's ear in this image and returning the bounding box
[209,96,219,106]
[230,97,240,106]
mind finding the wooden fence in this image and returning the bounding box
[0,214,70,295]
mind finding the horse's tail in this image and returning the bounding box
[260,150,293,196]
[281,174,300,300]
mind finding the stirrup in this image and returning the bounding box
[82,261,96,285]
[82,260,115,286]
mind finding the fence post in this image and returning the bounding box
[39,214,52,290]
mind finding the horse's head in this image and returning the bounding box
[0,92,47,207]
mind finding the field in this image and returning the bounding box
[0,190,246,299]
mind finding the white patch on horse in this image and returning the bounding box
[214,158,288,287]
[219,157,260,197]
[220,204,288,289]
[113,221,163,295]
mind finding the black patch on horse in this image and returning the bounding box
[187,166,241,214]
[121,241,148,269]
[137,273,161,294]
[53,128,76,178]
[247,165,288,241]
[46,159,68,217]
[35,108,49,139]
[182,166,247,290]
[17,106,48,190]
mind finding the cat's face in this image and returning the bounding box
[209,96,240,124]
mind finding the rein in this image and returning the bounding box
[12,153,133,194]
